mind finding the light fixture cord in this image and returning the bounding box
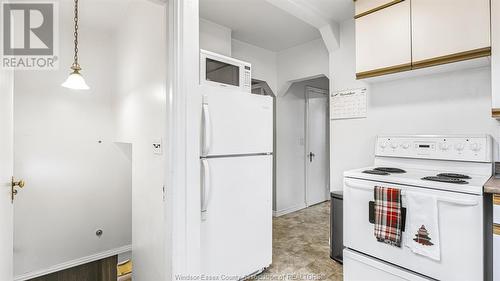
[72,0,80,70]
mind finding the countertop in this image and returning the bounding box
[484,176,500,194]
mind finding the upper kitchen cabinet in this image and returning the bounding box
[355,1,411,79]
[355,0,492,80]
[411,0,491,69]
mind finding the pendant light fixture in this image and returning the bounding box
[62,0,89,90]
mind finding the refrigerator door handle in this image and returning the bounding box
[201,159,211,220]
[202,102,211,156]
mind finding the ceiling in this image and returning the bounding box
[200,0,353,52]
[200,0,321,52]
[62,0,353,51]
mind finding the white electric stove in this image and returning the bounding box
[343,135,493,281]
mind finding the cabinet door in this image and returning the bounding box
[355,0,411,79]
[412,0,491,68]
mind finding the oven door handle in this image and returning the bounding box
[345,179,479,206]
[344,179,374,191]
[434,196,479,206]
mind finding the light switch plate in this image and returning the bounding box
[153,139,162,155]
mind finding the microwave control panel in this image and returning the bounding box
[243,65,252,91]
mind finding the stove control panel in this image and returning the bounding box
[375,135,492,162]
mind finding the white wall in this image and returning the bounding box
[277,39,329,96]
[275,77,329,215]
[113,1,166,281]
[232,39,278,94]
[200,18,232,57]
[13,25,132,278]
[329,20,500,191]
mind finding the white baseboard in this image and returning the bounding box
[273,203,307,217]
[14,244,132,281]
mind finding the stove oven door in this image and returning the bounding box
[344,177,483,281]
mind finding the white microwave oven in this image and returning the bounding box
[200,49,252,92]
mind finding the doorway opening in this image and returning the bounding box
[261,75,338,278]
[274,76,330,217]
[196,1,336,279]
[10,0,167,280]
[305,85,330,208]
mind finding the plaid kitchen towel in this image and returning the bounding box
[374,186,402,247]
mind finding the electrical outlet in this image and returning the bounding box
[153,139,162,155]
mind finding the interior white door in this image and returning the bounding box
[0,70,14,281]
[305,88,329,207]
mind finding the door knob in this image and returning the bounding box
[11,177,25,203]
[309,152,316,162]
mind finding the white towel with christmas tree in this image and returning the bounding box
[405,191,440,261]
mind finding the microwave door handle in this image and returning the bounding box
[201,159,211,220]
[202,102,211,156]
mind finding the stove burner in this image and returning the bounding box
[436,173,471,179]
[363,170,390,175]
[422,176,469,184]
[374,167,407,174]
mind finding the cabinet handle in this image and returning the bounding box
[354,0,405,19]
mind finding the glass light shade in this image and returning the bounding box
[61,71,90,90]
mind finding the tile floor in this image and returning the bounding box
[254,201,343,280]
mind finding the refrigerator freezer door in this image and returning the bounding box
[201,155,272,278]
[201,86,273,156]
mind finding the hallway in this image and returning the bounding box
[256,202,343,280]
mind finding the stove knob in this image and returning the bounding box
[439,143,450,151]
[401,143,410,149]
[470,143,482,152]
[379,141,388,149]
[455,143,465,151]
[390,142,398,149]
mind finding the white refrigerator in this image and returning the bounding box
[200,85,273,279]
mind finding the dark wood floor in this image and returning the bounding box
[29,255,117,281]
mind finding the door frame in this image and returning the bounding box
[304,86,329,207]
[2,0,198,279]
[0,69,14,281]
[165,0,201,278]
